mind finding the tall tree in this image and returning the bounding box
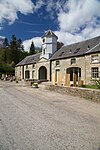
[10,35,18,65]
[29,41,35,55]
[3,37,9,48]
[3,37,9,63]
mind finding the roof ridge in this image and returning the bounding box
[63,35,100,47]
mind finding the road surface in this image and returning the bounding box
[0,81,100,150]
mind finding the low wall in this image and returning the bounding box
[46,85,100,103]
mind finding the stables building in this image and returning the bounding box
[15,30,100,86]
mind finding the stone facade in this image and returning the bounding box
[15,30,57,82]
[15,30,100,86]
[15,59,50,81]
[51,53,100,86]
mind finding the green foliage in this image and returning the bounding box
[92,78,100,89]
[57,41,64,50]
[0,35,28,75]
[0,35,40,75]
[82,84,99,89]
[29,41,35,55]
[82,78,100,89]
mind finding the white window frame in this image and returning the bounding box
[91,67,99,79]
[91,54,99,63]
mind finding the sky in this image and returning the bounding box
[0,0,100,51]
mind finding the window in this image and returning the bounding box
[32,64,35,68]
[43,49,45,55]
[69,49,72,53]
[20,71,21,77]
[32,71,34,79]
[91,67,99,78]
[91,54,99,63]
[26,65,28,69]
[71,58,76,65]
[56,60,60,66]
[43,38,45,43]
[87,45,90,49]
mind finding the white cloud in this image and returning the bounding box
[58,0,100,32]
[23,37,41,51]
[0,0,44,25]
[55,31,84,45]
[1,0,100,48]
[0,35,5,39]
[45,0,100,45]
[21,24,100,51]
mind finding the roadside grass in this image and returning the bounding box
[82,84,100,89]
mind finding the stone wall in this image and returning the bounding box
[51,53,100,86]
[46,85,100,103]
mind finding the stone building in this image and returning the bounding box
[15,30,58,82]
[15,30,100,86]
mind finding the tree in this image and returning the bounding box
[3,37,9,48]
[10,35,25,65]
[17,38,24,61]
[57,42,64,50]
[0,34,29,75]
[29,41,35,55]
[2,37,9,63]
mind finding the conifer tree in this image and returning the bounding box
[29,41,35,55]
[3,37,9,48]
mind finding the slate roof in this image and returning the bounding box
[51,36,100,60]
[16,53,41,66]
[41,29,58,39]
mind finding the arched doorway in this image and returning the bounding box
[38,66,47,81]
[66,67,81,86]
[25,70,30,79]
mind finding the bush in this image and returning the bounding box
[93,78,100,89]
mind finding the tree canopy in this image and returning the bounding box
[0,35,29,75]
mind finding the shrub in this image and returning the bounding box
[93,78,100,89]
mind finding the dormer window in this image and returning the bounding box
[87,45,90,49]
[69,49,72,53]
[74,48,80,54]
[91,54,99,63]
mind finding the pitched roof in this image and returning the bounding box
[16,53,41,66]
[51,36,100,60]
[41,29,58,39]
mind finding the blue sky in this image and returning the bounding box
[0,0,100,51]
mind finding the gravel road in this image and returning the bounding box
[0,81,100,150]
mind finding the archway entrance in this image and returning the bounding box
[25,70,30,79]
[38,66,47,81]
[66,67,81,86]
